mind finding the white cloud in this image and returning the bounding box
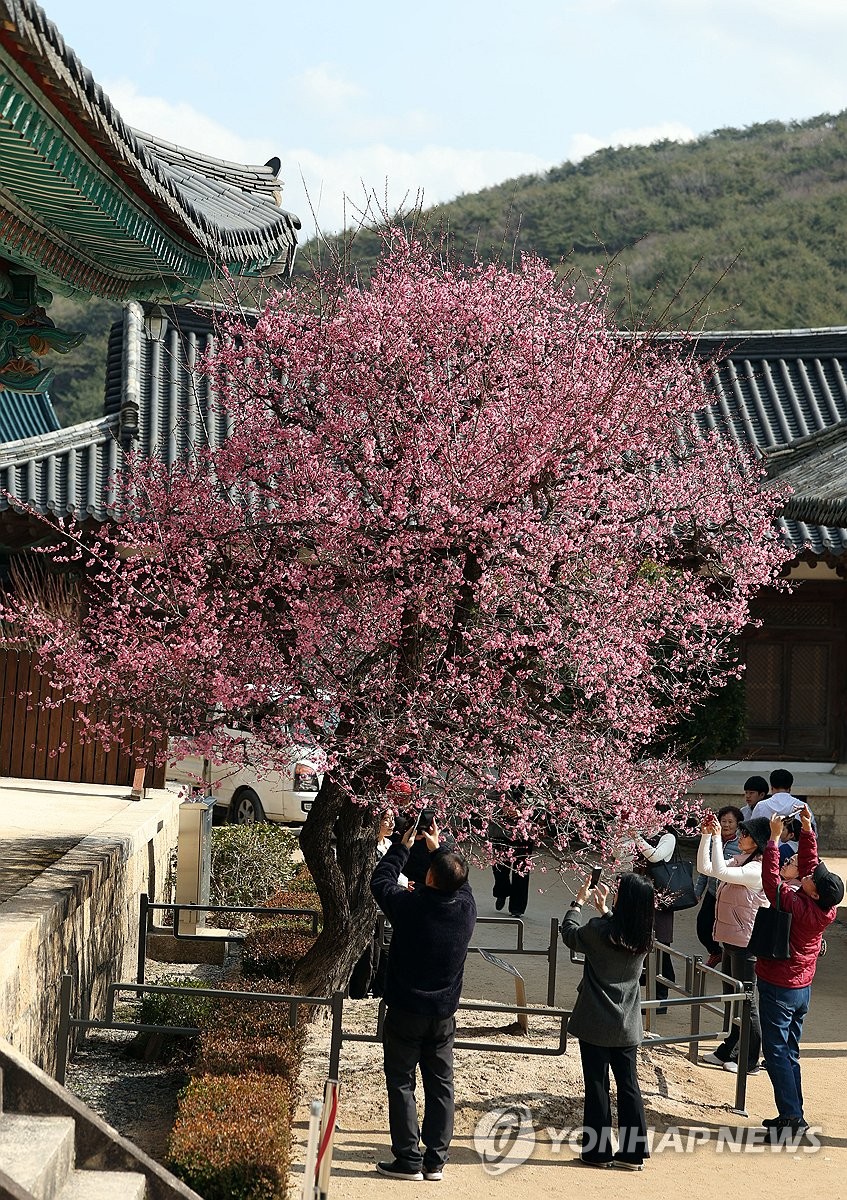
[567,121,697,163]
[295,64,364,114]
[292,63,434,143]
[106,79,275,164]
[104,79,549,237]
[287,145,550,237]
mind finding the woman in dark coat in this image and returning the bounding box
[560,872,654,1171]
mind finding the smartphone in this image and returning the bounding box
[590,865,602,889]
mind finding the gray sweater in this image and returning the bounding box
[560,907,645,1047]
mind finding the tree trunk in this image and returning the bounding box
[290,777,378,998]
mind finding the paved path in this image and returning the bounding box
[314,852,847,1199]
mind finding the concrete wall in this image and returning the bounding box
[0,789,180,1075]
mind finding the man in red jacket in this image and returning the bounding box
[757,805,843,1141]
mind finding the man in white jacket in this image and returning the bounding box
[751,769,815,829]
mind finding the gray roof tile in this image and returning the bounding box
[2,319,846,559]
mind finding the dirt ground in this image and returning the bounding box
[293,855,847,1200]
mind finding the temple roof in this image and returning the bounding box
[0,387,59,440]
[1,317,846,561]
[690,326,847,561]
[0,302,221,535]
[0,0,300,302]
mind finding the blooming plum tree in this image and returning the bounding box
[5,236,791,994]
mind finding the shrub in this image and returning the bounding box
[139,976,215,1031]
[195,978,306,1083]
[242,925,319,981]
[285,862,319,895]
[168,1073,293,1200]
[209,824,301,910]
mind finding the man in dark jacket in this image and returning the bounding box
[371,819,476,1182]
[757,804,843,1141]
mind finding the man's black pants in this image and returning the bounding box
[382,1006,455,1171]
[578,1040,648,1165]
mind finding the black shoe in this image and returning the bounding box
[509,909,525,917]
[578,1156,614,1168]
[495,897,506,911]
[613,1158,645,1171]
[762,1117,781,1128]
[376,1160,424,1180]
[764,1119,808,1145]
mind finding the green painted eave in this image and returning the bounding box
[0,44,297,301]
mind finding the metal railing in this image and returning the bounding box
[55,972,344,1087]
[135,892,320,983]
[343,996,571,1057]
[472,916,561,1006]
[641,941,754,1115]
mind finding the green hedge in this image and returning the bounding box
[242,881,322,981]
[166,892,319,1197]
[139,975,215,1031]
[243,926,319,982]
[209,824,301,909]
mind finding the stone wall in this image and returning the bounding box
[0,789,180,1074]
[687,763,847,850]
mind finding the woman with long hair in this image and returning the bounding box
[696,814,770,1074]
[560,872,655,1171]
[349,807,408,998]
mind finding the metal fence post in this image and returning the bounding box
[547,917,559,1006]
[328,991,344,1081]
[136,893,149,985]
[55,973,73,1086]
[688,958,703,1063]
[732,986,752,1115]
[644,946,656,1033]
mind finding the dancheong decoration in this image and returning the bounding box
[0,269,85,393]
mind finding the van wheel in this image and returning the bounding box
[229,789,266,824]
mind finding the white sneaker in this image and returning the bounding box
[701,1051,725,1066]
[723,1061,761,1075]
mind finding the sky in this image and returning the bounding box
[41,0,847,239]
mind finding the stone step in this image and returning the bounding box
[57,1170,147,1200]
[0,1112,75,1200]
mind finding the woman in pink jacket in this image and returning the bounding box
[696,814,771,1074]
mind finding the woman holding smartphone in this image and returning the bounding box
[560,872,654,1171]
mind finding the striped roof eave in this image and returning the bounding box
[0,0,300,297]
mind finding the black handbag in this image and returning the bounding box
[746,887,792,960]
[648,854,698,911]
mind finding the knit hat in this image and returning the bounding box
[738,817,771,855]
[812,861,845,909]
[743,775,769,795]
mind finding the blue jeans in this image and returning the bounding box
[757,978,811,1120]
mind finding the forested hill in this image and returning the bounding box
[46,111,847,426]
[298,111,847,332]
